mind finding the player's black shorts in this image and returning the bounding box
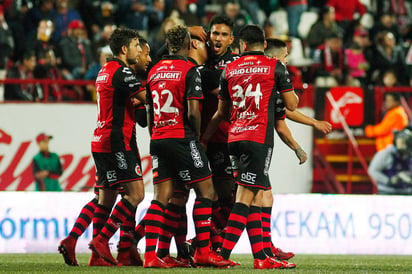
[93,151,142,189]
[228,141,273,190]
[206,142,233,179]
[150,138,212,186]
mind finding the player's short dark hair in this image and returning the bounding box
[209,14,234,32]
[166,25,189,54]
[139,37,148,47]
[266,38,287,51]
[109,28,139,55]
[239,25,265,46]
[21,50,35,62]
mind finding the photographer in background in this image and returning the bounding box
[368,127,412,195]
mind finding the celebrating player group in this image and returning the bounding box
[58,15,332,269]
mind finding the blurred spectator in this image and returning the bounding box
[368,127,412,195]
[92,23,116,55]
[345,41,368,86]
[30,19,56,67]
[312,33,346,87]
[365,92,408,151]
[5,50,42,101]
[0,9,13,101]
[77,0,116,40]
[170,0,201,27]
[52,0,82,42]
[116,0,152,38]
[238,0,260,25]
[33,133,63,191]
[148,0,166,40]
[57,20,93,80]
[84,45,112,101]
[370,31,410,85]
[326,0,366,32]
[307,5,342,58]
[285,0,307,38]
[370,12,402,43]
[222,0,249,36]
[24,0,55,41]
[378,70,400,88]
[4,0,32,62]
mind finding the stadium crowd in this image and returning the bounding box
[0,0,411,102]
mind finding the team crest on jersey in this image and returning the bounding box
[135,164,142,176]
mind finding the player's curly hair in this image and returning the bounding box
[109,28,139,56]
[166,25,189,54]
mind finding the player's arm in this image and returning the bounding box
[186,67,204,138]
[275,119,307,164]
[114,66,146,103]
[285,109,332,134]
[145,83,154,136]
[201,69,232,143]
[275,60,298,111]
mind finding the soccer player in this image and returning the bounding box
[199,15,239,248]
[260,38,332,261]
[58,37,151,267]
[88,28,146,266]
[202,24,299,269]
[143,25,230,268]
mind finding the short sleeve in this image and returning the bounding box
[185,66,203,100]
[274,91,286,120]
[274,60,294,93]
[113,66,143,97]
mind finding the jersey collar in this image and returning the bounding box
[187,57,199,66]
[107,57,128,67]
[162,55,188,61]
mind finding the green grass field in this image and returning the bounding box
[1,254,411,273]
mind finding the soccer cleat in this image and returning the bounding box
[58,237,79,266]
[193,249,231,267]
[280,259,296,268]
[129,245,143,266]
[162,255,191,267]
[88,251,116,267]
[272,245,295,260]
[143,255,174,268]
[89,238,117,265]
[254,257,284,269]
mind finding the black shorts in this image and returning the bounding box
[150,138,212,186]
[206,142,233,179]
[228,141,273,190]
[93,151,142,189]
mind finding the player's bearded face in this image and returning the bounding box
[126,38,142,65]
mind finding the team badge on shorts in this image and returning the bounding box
[135,164,142,176]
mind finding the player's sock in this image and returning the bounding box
[92,204,111,238]
[144,200,165,257]
[261,206,274,257]
[193,198,213,253]
[219,198,234,223]
[98,198,137,242]
[220,202,249,260]
[175,206,187,257]
[118,217,135,252]
[134,220,145,242]
[157,203,180,258]
[246,206,266,260]
[212,201,226,230]
[69,198,98,240]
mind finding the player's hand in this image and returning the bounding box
[188,26,207,42]
[314,120,332,135]
[132,97,142,106]
[295,147,307,165]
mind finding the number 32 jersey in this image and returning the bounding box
[147,55,203,140]
[219,52,294,147]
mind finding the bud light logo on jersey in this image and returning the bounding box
[150,71,182,81]
[96,73,109,83]
[189,141,203,168]
[229,66,270,77]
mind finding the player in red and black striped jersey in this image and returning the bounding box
[143,25,231,268]
[202,25,300,269]
[88,28,147,266]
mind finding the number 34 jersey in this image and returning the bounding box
[219,51,294,147]
[147,55,203,140]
